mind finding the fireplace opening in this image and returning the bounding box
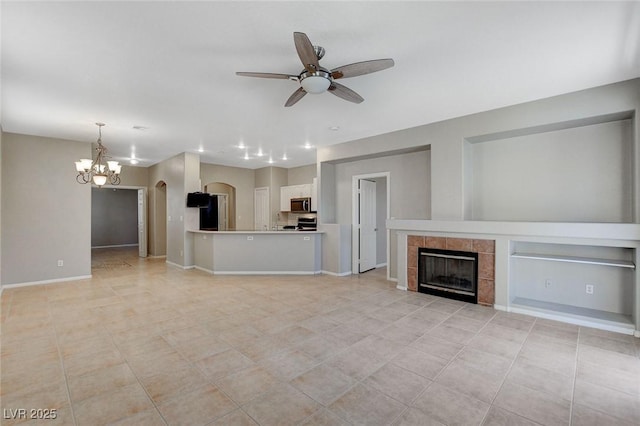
[418,248,478,304]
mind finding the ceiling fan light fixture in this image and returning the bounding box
[301,75,331,94]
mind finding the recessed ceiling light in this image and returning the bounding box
[238,142,246,149]
[198,147,204,153]
[244,151,249,160]
[132,125,148,130]
[268,157,274,164]
[304,143,312,150]
[130,159,139,165]
[329,126,340,131]
[257,148,264,157]
[282,154,288,161]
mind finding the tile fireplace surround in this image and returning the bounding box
[407,236,495,306]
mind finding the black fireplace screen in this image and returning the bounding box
[418,248,478,303]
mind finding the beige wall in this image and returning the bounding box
[1,133,92,285]
[0,129,3,289]
[287,164,316,185]
[200,163,255,231]
[148,152,200,267]
[118,164,149,187]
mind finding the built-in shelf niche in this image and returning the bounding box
[463,112,634,223]
[509,241,635,333]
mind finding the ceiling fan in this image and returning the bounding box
[236,32,394,107]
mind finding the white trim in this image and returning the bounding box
[508,304,636,336]
[166,260,194,270]
[376,262,387,268]
[92,243,139,249]
[634,330,640,338]
[212,270,320,275]
[388,277,398,282]
[351,172,391,280]
[194,265,214,274]
[396,284,407,291]
[321,270,352,277]
[3,275,93,289]
[147,255,167,259]
[493,304,508,312]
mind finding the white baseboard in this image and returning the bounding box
[376,262,388,268]
[493,304,508,312]
[212,270,319,275]
[193,266,214,274]
[166,260,194,270]
[396,284,407,291]
[2,275,93,289]
[92,244,139,249]
[321,270,352,277]
[147,255,167,259]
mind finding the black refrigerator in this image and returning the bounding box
[199,195,219,231]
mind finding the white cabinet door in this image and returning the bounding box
[280,186,291,211]
[300,184,311,198]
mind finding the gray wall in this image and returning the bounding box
[468,119,633,222]
[91,188,138,247]
[317,79,639,280]
[319,79,639,223]
[325,150,431,278]
[2,133,91,285]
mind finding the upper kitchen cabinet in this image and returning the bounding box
[280,183,312,211]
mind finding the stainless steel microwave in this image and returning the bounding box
[290,197,311,213]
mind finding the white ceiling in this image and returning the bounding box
[2,1,639,169]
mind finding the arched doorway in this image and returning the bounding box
[204,182,236,230]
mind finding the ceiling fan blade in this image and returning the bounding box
[236,72,296,80]
[331,59,395,79]
[328,82,364,104]
[285,87,307,107]
[293,32,319,73]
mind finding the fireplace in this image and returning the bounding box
[418,248,478,304]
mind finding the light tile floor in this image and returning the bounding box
[1,247,639,425]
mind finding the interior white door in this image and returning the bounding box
[137,188,147,257]
[217,194,228,231]
[358,179,376,273]
[254,187,270,231]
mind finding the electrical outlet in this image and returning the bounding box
[57,260,64,267]
[586,284,594,295]
[545,279,552,288]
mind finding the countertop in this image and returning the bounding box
[188,229,322,234]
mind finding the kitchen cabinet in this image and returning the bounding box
[280,183,312,211]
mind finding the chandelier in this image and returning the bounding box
[75,123,121,186]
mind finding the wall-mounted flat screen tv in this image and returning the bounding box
[186,192,211,208]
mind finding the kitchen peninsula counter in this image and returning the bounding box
[189,230,322,274]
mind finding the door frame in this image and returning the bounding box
[254,186,270,231]
[91,184,148,257]
[351,172,390,279]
